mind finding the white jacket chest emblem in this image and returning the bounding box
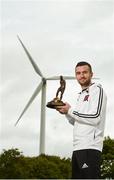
[83,94,89,101]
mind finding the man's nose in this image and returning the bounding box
[80,73,84,78]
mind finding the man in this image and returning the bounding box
[57,61,107,179]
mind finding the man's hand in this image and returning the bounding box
[56,102,71,114]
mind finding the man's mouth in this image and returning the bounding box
[80,78,86,81]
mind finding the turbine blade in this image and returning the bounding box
[46,76,76,80]
[46,76,99,80]
[63,76,76,80]
[17,35,43,78]
[93,77,100,79]
[46,76,60,80]
[15,81,43,126]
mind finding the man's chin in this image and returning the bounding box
[79,81,91,87]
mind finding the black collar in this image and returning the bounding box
[79,83,95,94]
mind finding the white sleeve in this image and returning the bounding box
[66,86,107,126]
[65,110,76,125]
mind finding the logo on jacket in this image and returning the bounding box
[83,95,89,101]
[82,163,89,169]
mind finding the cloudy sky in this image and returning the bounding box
[1,0,114,158]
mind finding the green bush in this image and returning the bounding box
[0,136,114,179]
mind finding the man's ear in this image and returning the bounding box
[91,72,93,78]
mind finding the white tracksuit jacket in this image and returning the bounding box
[66,83,107,152]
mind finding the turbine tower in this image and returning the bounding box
[15,36,75,155]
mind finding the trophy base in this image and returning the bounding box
[46,97,65,109]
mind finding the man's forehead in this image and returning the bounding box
[75,65,90,71]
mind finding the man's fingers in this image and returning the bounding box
[56,106,63,111]
[56,107,64,114]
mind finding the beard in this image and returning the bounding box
[78,78,91,87]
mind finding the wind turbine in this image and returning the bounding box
[15,35,75,155]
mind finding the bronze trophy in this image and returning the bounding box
[46,75,66,109]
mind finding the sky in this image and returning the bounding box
[1,0,114,158]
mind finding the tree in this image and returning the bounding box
[0,148,30,178]
[34,154,71,179]
[0,149,71,179]
[101,136,114,179]
[0,136,114,179]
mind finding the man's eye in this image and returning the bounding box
[76,72,80,75]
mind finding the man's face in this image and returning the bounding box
[75,65,93,87]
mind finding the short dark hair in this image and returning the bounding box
[75,61,92,73]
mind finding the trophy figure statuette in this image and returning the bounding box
[46,75,66,109]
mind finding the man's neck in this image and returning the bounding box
[81,82,92,90]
